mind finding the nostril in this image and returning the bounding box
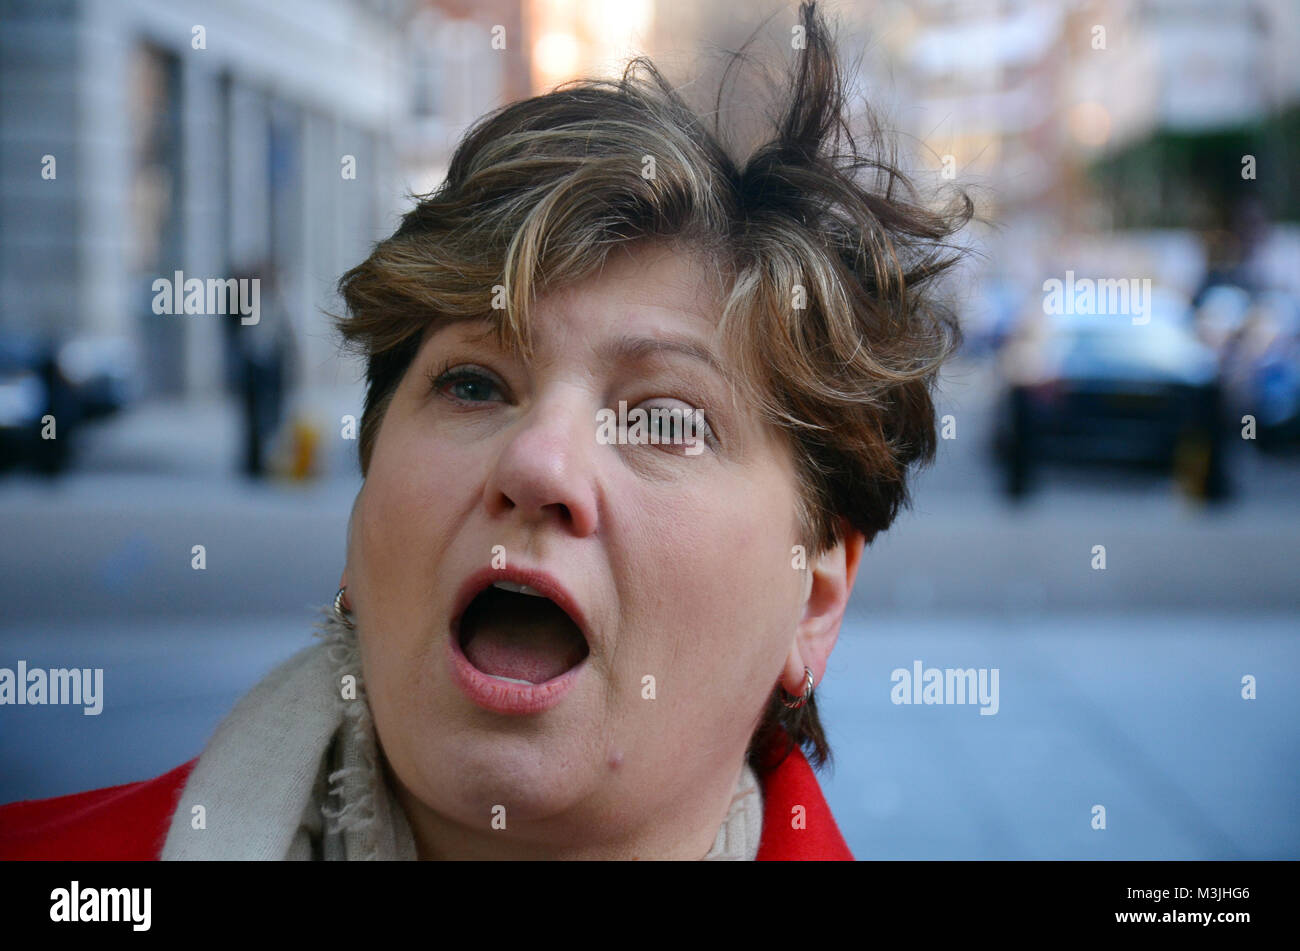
[482,430,599,535]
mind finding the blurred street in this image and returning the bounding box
[2,357,1296,858]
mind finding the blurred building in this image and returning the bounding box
[1,0,530,407]
[870,0,1300,303]
[525,0,653,92]
[402,0,532,195]
[0,0,421,398]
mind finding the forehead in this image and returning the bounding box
[569,242,724,321]
[421,242,737,368]
[538,243,720,346]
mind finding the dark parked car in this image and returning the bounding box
[0,332,137,475]
[993,291,1230,501]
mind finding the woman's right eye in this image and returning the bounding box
[428,366,506,404]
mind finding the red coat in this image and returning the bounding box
[0,742,853,860]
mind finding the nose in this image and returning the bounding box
[482,390,599,537]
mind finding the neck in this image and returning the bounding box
[386,755,748,860]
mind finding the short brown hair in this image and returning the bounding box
[333,1,972,776]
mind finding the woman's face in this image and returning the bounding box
[345,242,819,856]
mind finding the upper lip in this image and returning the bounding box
[450,564,593,650]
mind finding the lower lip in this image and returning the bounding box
[446,627,585,715]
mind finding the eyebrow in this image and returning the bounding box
[599,334,724,374]
[426,321,728,379]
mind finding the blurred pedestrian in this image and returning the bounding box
[224,263,295,478]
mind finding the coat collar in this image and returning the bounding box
[1,742,855,861]
[754,733,854,861]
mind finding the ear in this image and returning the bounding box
[781,523,866,696]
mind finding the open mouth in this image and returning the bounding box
[457,581,590,685]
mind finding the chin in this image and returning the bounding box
[406,725,600,823]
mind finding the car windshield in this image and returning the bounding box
[1059,323,1216,384]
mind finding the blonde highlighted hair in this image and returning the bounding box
[333,2,972,774]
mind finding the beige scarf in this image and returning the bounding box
[161,606,762,859]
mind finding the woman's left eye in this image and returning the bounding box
[640,402,718,450]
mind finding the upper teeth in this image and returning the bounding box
[492,581,546,597]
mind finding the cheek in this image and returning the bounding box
[352,423,483,764]
[351,421,481,670]
[617,471,802,714]
[369,418,467,513]
[359,419,482,570]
